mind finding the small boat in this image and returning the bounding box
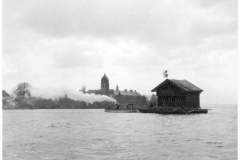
[105,104,138,113]
[104,108,138,113]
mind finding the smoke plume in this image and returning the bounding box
[30,87,116,103]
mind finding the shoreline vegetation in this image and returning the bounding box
[2,82,116,110]
[3,95,116,110]
[3,97,115,110]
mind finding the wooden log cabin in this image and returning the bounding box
[151,79,203,108]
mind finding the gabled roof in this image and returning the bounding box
[151,79,203,93]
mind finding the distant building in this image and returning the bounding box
[151,79,203,108]
[86,74,146,106]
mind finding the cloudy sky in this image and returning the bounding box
[2,0,237,104]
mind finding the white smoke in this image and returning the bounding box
[30,87,116,103]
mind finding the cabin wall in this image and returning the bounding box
[157,96,185,107]
[185,94,200,108]
[156,82,186,107]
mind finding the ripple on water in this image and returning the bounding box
[3,107,237,160]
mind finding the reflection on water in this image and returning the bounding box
[3,105,237,160]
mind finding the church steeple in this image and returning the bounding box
[101,74,109,93]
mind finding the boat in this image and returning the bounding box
[104,104,138,113]
[104,109,138,113]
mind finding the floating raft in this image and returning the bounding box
[137,106,208,114]
[105,104,138,113]
[104,108,138,113]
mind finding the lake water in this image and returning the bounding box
[3,105,237,160]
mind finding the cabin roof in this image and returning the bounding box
[151,79,203,93]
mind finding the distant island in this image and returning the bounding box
[2,77,151,109]
[2,74,150,110]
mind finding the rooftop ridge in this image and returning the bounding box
[152,79,203,92]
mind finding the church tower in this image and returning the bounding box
[101,74,109,93]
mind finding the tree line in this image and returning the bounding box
[2,82,115,109]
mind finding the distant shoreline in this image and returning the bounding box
[3,107,105,110]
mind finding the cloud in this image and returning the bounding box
[2,0,238,104]
[13,0,235,47]
[192,0,236,9]
[53,48,103,69]
[4,0,237,51]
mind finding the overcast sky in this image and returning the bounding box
[2,0,237,104]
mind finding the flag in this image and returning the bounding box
[163,70,168,78]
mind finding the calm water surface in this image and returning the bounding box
[3,105,237,160]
